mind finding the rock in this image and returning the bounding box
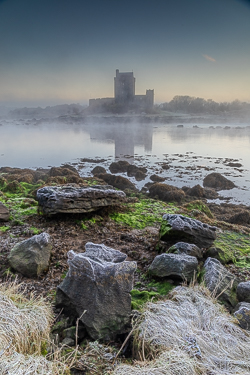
[109,160,130,173]
[203,257,238,306]
[150,174,166,182]
[49,165,79,177]
[203,187,219,199]
[203,173,235,190]
[96,173,137,192]
[161,163,170,170]
[8,232,52,277]
[37,184,126,215]
[0,202,10,221]
[149,253,198,282]
[160,214,217,248]
[168,242,203,259]
[227,162,242,168]
[56,245,137,340]
[237,281,250,303]
[4,180,23,193]
[61,337,75,346]
[127,165,147,178]
[234,302,250,330]
[149,183,185,203]
[134,170,147,181]
[91,166,106,175]
[186,184,204,198]
[228,210,250,225]
[84,242,127,263]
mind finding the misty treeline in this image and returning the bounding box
[160,96,250,114]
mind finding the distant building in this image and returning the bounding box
[89,69,154,111]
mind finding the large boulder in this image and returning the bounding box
[0,202,10,221]
[185,184,205,198]
[228,210,250,225]
[237,281,250,303]
[37,184,126,215]
[8,232,52,277]
[203,257,238,306]
[168,242,203,260]
[203,173,235,190]
[149,183,185,203]
[96,173,137,192]
[160,214,217,249]
[56,243,137,340]
[234,302,250,330]
[91,166,106,175]
[149,253,198,281]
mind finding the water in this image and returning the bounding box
[0,117,250,205]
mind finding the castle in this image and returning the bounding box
[89,69,154,111]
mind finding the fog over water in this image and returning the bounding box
[0,118,250,205]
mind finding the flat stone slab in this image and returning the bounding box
[161,214,217,248]
[37,185,126,215]
[0,202,10,221]
[149,253,198,281]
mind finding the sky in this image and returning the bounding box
[0,0,250,107]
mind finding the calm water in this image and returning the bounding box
[0,118,250,205]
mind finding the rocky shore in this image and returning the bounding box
[1,162,250,374]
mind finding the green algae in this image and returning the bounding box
[184,200,213,219]
[110,198,178,229]
[0,226,10,232]
[214,231,250,265]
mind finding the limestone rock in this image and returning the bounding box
[0,202,10,221]
[37,184,126,215]
[160,214,217,248]
[149,183,185,203]
[234,302,250,330]
[8,232,52,277]
[203,257,238,306]
[56,245,137,340]
[203,172,235,190]
[168,242,203,259]
[237,281,250,303]
[149,253,198,281]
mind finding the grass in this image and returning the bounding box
[110,198,178,230]
[113,285,250,375]
[0,281,73,374]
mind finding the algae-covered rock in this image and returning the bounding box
[8,232,52,277]
[203,172,235,190]
[149,183,185,203]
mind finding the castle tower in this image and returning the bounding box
[114,69,135,104]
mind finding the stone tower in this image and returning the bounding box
[114,69,135,104]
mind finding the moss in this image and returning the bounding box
[131,289,159,310]
[0,226,10,232]
[214,231,250,264]
[110,198,178,229]
[148,280,174,296]
[184,200,213,219]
